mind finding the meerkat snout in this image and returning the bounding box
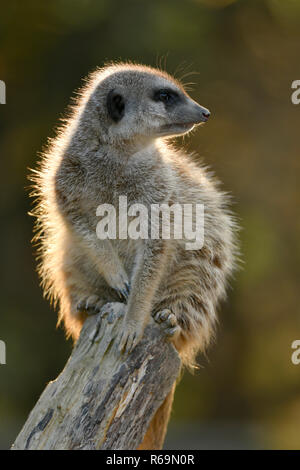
[185,102,211,124]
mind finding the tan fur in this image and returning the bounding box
[30,63,238,448]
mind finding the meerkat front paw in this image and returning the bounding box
[106,270,131,302]
[116,321,145,354]
[77,295,106,315]
[100,301,126,324]
[152,309,181,340]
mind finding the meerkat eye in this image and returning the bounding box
[153,88,179,105]
[159,91,170,102]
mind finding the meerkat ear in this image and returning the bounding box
[107,90,125,122]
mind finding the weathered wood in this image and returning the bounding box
[12,306,181,450]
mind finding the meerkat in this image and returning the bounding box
[31,62,237,448]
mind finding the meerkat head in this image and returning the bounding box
[83,63,210,146]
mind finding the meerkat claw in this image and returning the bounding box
[126,333,137,354]
[100,303,115,323]
[117,332,126,353]
[77,295,104,315]
[114,281,130,302]
[125,281,131,297]
[116,326,140,354]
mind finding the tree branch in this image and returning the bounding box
[12,306,181,450]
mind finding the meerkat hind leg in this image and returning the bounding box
[152,309,181,340]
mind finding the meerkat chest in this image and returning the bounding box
[88,163,171,209]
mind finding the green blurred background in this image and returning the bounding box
[1,0,300,449]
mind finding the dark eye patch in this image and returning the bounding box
[152,88,180,106]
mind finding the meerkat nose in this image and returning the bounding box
[191,103,211,123]
[199,106,210,121]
